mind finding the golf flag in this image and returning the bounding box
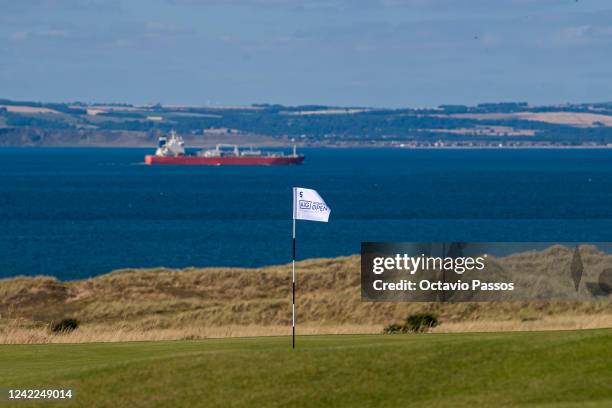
[291,187,330,349]
[293,187,331,222]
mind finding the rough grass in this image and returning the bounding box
[0,330,610,407]
[1,248,611,343]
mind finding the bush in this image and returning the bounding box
[382,323,405,334]
[405,313,439,333]
[51,318,79,333]
[383,313,439,334]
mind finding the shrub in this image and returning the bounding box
[383,323,405,334]
[51,318,79,333]
[405,313,439,333]
[383,313,439,334]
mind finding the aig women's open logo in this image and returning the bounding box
[299,191,328,213]
[293,187,331,223]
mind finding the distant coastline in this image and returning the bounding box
[1,143,611,149]
[2,98,612,148]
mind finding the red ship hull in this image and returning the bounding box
[145,155,304,166]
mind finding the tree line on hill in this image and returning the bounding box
[1,99,612,146]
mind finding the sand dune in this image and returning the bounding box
[0,247,610,343]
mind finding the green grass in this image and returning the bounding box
[0,330,610,408]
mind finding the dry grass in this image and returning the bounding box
[0,323,382,344]
[2,315,610,344]
[0,105,60,114]
[441,111,612,127]
[433,313,612,333]
[1,248,610,344]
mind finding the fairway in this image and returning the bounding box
[0,330,610,407]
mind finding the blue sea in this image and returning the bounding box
[1,147,612,280]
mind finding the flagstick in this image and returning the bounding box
[292,217,296,349]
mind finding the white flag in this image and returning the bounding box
[293,187,331,222]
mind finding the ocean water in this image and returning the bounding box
[1,147,612,280]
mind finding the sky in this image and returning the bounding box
[0,0,611,108]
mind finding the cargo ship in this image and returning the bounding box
[144,130,304,165]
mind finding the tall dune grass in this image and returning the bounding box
[1,248,611,343]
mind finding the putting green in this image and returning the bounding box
[0,329,610,407]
